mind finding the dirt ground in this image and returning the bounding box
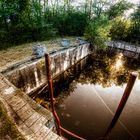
[0,38,64,71]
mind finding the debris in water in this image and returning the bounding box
[58,104,66,108]
[75,121,80,126]
[66,113,71,117]
[61,112,64,116]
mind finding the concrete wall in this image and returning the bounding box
[108,41,140,59]
[4,43,90,94]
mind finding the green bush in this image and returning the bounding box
[130,5,140,44]
[45,9,88,36]
[84,16,111,48]
[0,24,57,50]
[109,17,132,41]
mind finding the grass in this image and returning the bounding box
[0,101,25,140]
[0,37,76,71]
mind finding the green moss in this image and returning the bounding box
[0,101,25,140]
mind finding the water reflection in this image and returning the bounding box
[55,52,140,107]
[113,53,123,70]
[34,52,140,140]
[55,52,140,140]
[37,52,140,105]
[75,53,129,88]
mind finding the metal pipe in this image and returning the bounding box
[103,72,137,139]
[45,53,61,135]
[45,53,86,140]
[60,126,85,140]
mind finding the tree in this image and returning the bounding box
[84,0,134,48]
[109,17,132,41]
[91,0,111,18]
[106,0,134,19]
[0,0,28,27]
[131,4,140,43]
[90,0,133,19]
[84,15,111,48]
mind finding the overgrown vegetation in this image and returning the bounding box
[84,0,134,47]
[130,4,140,44]
[0,0,139,50]
[85,15,111,48]
[109,17,132,41]
[0,101,25,140]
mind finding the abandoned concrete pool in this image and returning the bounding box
[0,42,140,140]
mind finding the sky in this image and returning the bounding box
[46,0,140,11]
[69,0,140,7]
[127,0,139,4]
[46,0,140,7]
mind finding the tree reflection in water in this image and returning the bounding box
[76,52,128,87]
[34,51,140,109]
[56,51,140,103]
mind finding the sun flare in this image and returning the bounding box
[114,53,123,70]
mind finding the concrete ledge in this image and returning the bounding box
[4,43,90,94]
[0,73,64,140]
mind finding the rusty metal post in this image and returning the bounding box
[45,53,86,140]
[103,72,137,139]
[45,53,61,135]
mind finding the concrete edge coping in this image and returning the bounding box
[0,73,64,140]
[2,43,90,75]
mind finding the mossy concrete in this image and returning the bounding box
[0,74,64,140]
